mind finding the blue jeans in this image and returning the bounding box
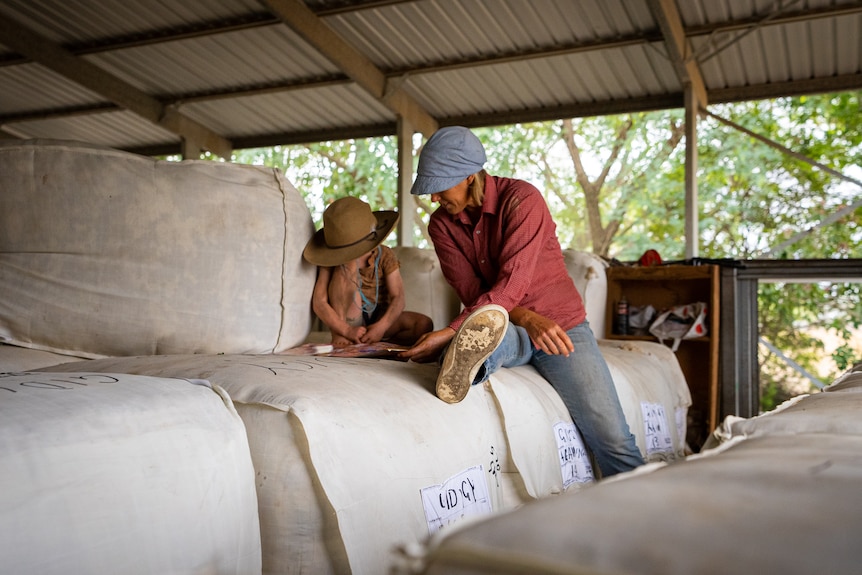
[475,320,644,477]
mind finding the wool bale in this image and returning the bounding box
[0,343,85,372]
[824,363,862,393]
[599,339,691,461]
[392,246,462,331]
[706,380,862,448]
[37,354,540,575]
[39,341,690,573]
[562,249,608,338]
[490,339,689,490]
[0,371,261,575]
[0,139,316,358]
[405,433,862,575]
[486,366,591,494]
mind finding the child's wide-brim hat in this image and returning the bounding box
[303,196,399,267]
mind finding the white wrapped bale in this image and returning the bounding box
[706,368,862,448]
[408,433,862,575]
[825,363,862,393]
[0,371,261,575]
[39,342,690,574]
[599,339,691,461]
[490,339,690,487]
[37,354,538,575]
[562,249,608,338]
[0,343,85,372]
[487,367,592,494]
[392,246,462,331]
[0,139,316,358]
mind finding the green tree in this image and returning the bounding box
[233,138,400,224]
[692,96,861,409]
[697,96,861,261]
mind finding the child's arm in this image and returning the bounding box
[311,266,366,344]
[360,268,406,343]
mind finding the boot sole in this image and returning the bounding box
[436,304,508,403]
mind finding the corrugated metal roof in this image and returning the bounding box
[0,0,859,155]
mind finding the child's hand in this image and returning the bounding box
[360,323,386,344]
[331,335,353,347]
[348,325,368,343]
[333,325,367,346]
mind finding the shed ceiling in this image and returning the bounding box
[0,0,860,156]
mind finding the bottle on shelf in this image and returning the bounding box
[615,295,629,335]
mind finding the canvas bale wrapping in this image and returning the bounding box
[490,339,690,488]
[392,246,462,331]
[36,354,563,575]
[706,378,862,448]
[599,339,691,461]
[0,139,316,357]
[825,363,862,392]
[562,250,608,338]
[410,433,862,575]
[38,342,691,574]
[0,371,261,575]
[0,343,85,372]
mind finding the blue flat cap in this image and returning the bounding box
[410,126,487,195]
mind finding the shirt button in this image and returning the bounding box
[481,259,485,263]
[476,230,481,234]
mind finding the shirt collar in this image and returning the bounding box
[453,174,498,225]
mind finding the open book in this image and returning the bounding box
[280,341,409,360]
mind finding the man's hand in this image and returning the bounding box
[399,327,456,363]
[509,307,573,356]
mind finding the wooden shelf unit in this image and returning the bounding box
[604,265,720,450]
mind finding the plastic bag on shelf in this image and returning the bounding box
[628,304,657,336]
[649,302,708,351]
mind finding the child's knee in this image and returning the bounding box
[413,313,433,336]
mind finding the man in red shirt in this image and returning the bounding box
[401,126,644,477]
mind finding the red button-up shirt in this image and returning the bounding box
[429,175,586,331]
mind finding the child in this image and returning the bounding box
[302,196,433,347]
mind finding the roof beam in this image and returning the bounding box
[0,13,232,158]
[0,13,280,67]
[127,122,399,157]
[262,0,438,138]
[4,3,857,71]
[648,0,708,108]
[686,3,862,38]
[4,72,861,145]
[710,74,862,102]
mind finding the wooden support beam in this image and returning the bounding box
[684,87,699,259]
[648,0,708,108]
[162,107,232,159]
[396,116,416,247]
[263,0,438,138]
[648,0,706,258]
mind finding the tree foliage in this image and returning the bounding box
[232,138,400,225]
